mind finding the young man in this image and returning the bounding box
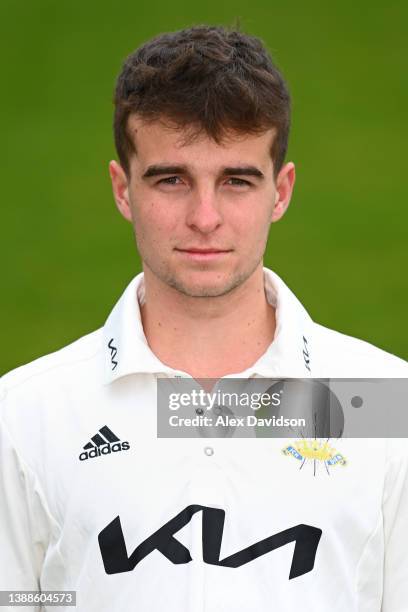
[1,25,407,611]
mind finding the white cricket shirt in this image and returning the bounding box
[1,267,408,611]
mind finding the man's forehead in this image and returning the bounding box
[127,114,276,161]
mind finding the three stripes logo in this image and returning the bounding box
[79,425,130,462]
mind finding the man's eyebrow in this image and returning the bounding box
[142,165,188,178]
[141,164,265,180]
[221,166,264,179]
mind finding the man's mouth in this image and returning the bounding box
[175,247,233,260]
[176,248,231,254]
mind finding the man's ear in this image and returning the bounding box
[271,162,296,223]
[109,160,132,222]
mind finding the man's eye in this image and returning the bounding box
[226,177,251,187]
[158,176,183,185]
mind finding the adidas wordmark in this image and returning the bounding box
[79,425,130,461]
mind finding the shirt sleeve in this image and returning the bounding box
[381,438,408,612]
[0,402,52,601]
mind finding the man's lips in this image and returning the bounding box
[174,247,232,261]
[175,248,231,254]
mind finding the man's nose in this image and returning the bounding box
[185,187,223,234]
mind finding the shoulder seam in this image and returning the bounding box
[1,342,102,395]
[0,411,61,536]
[313,324,408,363]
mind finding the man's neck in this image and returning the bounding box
[139,265,276,378]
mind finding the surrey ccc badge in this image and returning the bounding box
[282,439,347,476]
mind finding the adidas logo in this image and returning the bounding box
[79,425,130,462]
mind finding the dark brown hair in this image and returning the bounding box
[113,25,291,178]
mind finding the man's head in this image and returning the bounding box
[113,25,291,181]
[110,26,296,299]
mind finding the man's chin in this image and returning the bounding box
[143,259,261,298]
[166,272,245,299]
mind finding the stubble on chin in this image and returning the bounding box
[143,255,263,299]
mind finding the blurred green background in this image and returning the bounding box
[1,0,407,373]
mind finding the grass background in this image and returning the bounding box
[1,0,407,373]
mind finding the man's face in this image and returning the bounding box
[110,116,295,298]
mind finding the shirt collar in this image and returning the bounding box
[102,267,315,384]
[252,268,314,378]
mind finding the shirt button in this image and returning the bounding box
[204,446,214,457]
[196,407,204,416]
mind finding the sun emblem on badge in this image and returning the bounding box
[282,438,347,476]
